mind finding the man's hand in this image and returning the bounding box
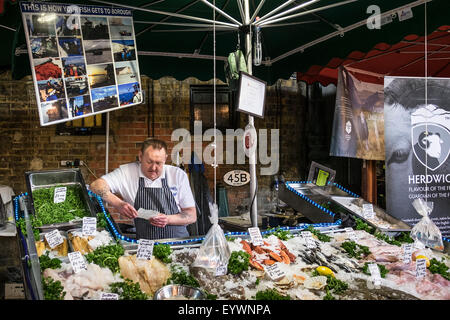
[149,214,169,228]
[149,208,196,228]
[117,201,138,219]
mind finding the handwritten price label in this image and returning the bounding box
[415,259,427,279]
[82,217,97,236]
[345,227,358,242]
[68,251,87,273]
[368,263,381,286]
[215,264,228,276]
[100,292,119,300]
[137,239,154,260]
[53,187,67,203]
[248,227,264,246]
[44,229,64,249]
[362,204,375,219]
[302,231,316,249]
[264,263,285,281]
[402,244,414,264]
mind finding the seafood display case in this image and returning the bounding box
[279,181,411,236]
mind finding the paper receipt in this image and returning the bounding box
[137,208,160,220]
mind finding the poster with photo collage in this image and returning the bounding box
[20,1,143,126]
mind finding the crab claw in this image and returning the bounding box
[263,259,276,265]
[249,258,264,271]
[280,250,291,264]
[240,240,253,255]
[268,251,283,262]
[253,246,265,254]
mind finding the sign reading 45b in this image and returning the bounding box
[224,170,251,186]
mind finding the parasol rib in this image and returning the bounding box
[200,0,242,26]
[90,0,239,28]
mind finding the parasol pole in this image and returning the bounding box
[243,0,258,228]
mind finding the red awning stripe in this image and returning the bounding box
[298,26,450,86]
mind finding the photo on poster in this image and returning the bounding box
[26,14,56,37]
[58,37,83,57]
[56,15,81,37]
[115,60,138,85]
[112,40,136,62]
[62,55,86,77]
[34,57,63,81]
[64,76,89,98]
[68,95,92,117]
[30,37,59,59]
[109,17,133,39]
[37,79,65,102]
[118,82,141,106]
[87,63,116,88]
[41,99,68,124]
[91,85,118,112]
[384,77,450,237]
[80,17,110,40]
[84,40,113,65]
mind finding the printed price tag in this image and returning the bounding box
[82,217,97,236]
[100,292,119,300]
[402,244,414,264]
[215,264,228,276]
[44,229,64,249]
[368,263,381,286]
[137,239,154,260]
[264,263,285,281]
[302,231,317,249]
[53,187,67,203]
[415,258,427,279]
[362,204,375,219]
[248,227,264,246]
[344,227,358,242]
[68,251,87,273]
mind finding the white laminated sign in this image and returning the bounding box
[248,227,264,246]
[82,217,97,236]
[44,229,64,249]
[53,187,67,204]
[137,239,154,260]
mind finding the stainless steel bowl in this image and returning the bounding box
[153,285,206,300]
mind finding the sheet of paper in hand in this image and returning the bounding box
[137,208,160,220]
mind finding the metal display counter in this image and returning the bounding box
[280,181,411,236]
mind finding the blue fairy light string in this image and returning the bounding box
[13,191,450,245]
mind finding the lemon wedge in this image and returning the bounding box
[316,266,335,277]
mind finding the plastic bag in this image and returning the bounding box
[192,202,231,275]
[410,198,444,251]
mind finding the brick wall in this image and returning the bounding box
[0,71,306,225]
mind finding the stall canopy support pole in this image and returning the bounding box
[106,112,110,174]
[243,0,258,228]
